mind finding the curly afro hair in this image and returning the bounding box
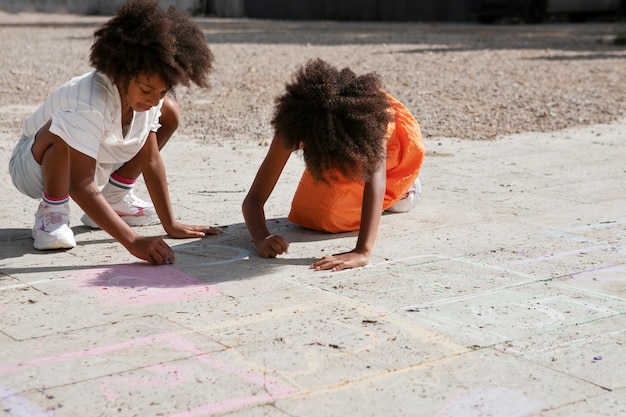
[89,0,214,91]
[272,59,394,184]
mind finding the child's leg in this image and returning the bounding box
[81,95,180,228]
[13,124,76,250]
[30,121,70,199]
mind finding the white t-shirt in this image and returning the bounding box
[23,70,163,186]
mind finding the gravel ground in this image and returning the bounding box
[0,12,625,144]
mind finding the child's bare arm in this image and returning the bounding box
[354,161,386,256]
[68,147,175,264]
[312,161,386,271]
[242,134,292,257]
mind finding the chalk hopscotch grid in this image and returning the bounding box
[1,220,625,415]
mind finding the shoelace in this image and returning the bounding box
[42,212,69,228]
[122,191,149,208]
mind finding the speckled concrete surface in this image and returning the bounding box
[1,13,625,417]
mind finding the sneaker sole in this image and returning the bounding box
[32,233,76,250]
[122,215,161,227]
[33,240,76,250]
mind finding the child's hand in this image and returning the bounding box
[129,236,176,265]
[311,250,370,272]
[165,222,223,239]
[256,234,289,258]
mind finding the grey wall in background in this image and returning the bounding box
[0,0,471,21]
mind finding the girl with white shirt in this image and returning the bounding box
[9,0,220,264]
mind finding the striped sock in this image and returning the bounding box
[42,192,69,205]
[108,173,136,191]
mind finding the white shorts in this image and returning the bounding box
[9,134,43,199]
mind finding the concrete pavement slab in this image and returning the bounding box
[496,314,626,390]
[536,388,626,417]
[274,349,607,417]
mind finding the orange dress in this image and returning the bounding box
[288,94,425,233]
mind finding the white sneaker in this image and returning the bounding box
[81,186,159,228]
[32,201,76,250]
[387,178,422,213]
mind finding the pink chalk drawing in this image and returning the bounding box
[0,332,295,416]
[69,264,221,306]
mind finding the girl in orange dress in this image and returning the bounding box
[242,59,425,271]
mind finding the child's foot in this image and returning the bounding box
[387,178,422,213]
[32,201,76,250]
[81,187,160,229]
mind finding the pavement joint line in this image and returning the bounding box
[544,232,626,253]
[0,281,39,291]
[401,278,548,310]
[496,245,607,267]
[548,281,626,305]
[502,328,626,357]
[553,217,626,233]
